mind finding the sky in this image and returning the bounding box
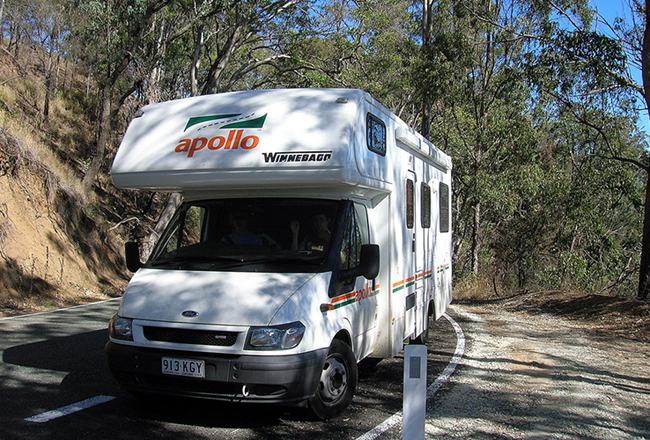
[591,0,626,18]
[589,0,649,137]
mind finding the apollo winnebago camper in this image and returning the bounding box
[105,88,453,420]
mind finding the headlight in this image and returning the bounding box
[109,314,133,341]
[245,322,305,350]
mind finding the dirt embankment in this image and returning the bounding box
[0,137,128,316]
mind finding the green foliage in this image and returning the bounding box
[420,0,645,297]
[0,0,646,298]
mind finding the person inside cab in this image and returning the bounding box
[221,211,263,246]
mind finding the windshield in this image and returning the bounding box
[148,198,342,271]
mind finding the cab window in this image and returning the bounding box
[339,205,367,271]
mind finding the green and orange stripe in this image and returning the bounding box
[392,270,433,293]
[323,283,381,311]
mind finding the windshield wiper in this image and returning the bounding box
[148,255,240,267]
[148,252,325,269]
[208,254,324,269]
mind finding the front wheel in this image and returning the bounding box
[307,339,358,420]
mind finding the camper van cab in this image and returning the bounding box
[105,89,452,420]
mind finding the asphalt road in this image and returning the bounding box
[0,299,460,440]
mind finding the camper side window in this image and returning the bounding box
[422,183,431,229]
[367,113,386,156]
[440,182,450,233]
[406,179,414,229]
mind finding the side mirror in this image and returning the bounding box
[359,244,380,279]
[340,244,380,281]
[125,242,142,272]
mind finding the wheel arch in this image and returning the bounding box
[333,329,352,349]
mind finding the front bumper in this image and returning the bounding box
[105,341,327,404]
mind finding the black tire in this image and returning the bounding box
[358,357,382,379]
[412,306,431,345]
[307,339,358,420]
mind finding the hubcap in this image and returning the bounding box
[318,356,348,403]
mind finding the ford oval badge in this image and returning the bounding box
[181,310,199,318]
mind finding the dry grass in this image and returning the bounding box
[0,74,88,203]
[453,276,505,301]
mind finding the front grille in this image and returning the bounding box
[143,326,239,346]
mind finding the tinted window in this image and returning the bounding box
[406,179,414,229]
[421,183,431,229]
[339,208,363,271]
[149,199,342,270]
[440,182,450,233]
[367,113,386,156]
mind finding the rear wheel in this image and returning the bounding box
[412,304,431,345]
[307,339,358,420]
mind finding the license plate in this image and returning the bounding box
[162,357,205,378]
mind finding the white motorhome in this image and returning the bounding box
[106,88,452,420]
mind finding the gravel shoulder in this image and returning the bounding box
[426,299,650,439]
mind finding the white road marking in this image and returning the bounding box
[0,298,121,321]
[426,313,465,398]
[356,411,404,440]
[24,395,116,423]
[355,313,466,440]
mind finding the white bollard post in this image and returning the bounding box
[403,344,427,440]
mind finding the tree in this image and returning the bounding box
[636,0,650,299]
[76,0,172,193]
[25,0,68,120]
[523,1,650,299]
[200,0,299,94]
[2,0,642,298]
[414,0,644,296]
[421,0,543,281]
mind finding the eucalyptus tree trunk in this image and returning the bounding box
[0,0,5,45]
[637,0,650,300]
[82,80,112,193]
[142,193,182,260]
[638,175,650,299]
[420,0,434,138]
[190,24,204,97]
[471,201,480,276]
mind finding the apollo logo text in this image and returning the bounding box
[175,130,259,158]
[175,113,266,158]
